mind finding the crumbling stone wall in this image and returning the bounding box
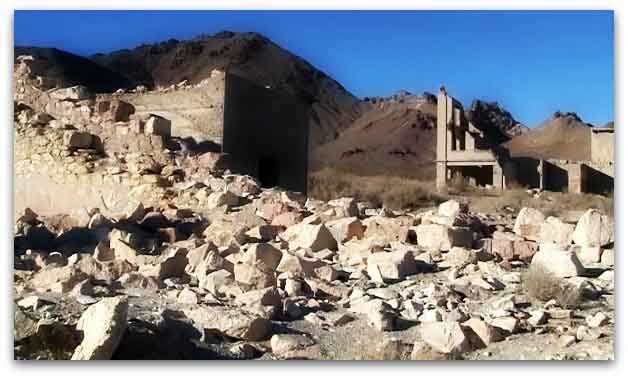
[115,71,226,143]
[14,126,170,219]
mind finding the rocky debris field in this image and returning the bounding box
[14,180,615,360]
[13,56,614,361]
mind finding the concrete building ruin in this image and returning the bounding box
[115,70,310,193]
[436,88,614,194]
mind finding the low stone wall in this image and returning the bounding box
[14,126,169,220]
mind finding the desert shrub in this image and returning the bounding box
[522,265,581,309]
[308,167,446,210]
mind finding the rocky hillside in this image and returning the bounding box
[311,91,437,179]
[504,112,593,161]
[467,100,528,145]
[13,47,134,93]
[90,31,366,147]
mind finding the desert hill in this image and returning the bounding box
[311,92,437,179]
[504,112,593,161]
[90,31,366,147]
[13,46,133,93]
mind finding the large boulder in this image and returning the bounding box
[513,207,545,240]
[438,200,468,218]
[71,296,128,360]
[281,223,337,252]
[414,224,473,251]
[325,217,364,244]
[530,249,585,278]
[462,318,504,348]
[539,216,575,245]
[572,209,613,247]
[363,216,411,244]
[366,250,416,282]
[420,321,471,355]
[184,306,271,341]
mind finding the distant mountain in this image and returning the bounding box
[504,111,593,161]
[13,46,134,93]
[466,99,528,145]
[90,31,365,147]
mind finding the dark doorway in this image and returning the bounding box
[258,156,279,188]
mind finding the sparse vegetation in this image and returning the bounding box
[457,188,613,219]
[522,265,581,309]
[308,167,447,210]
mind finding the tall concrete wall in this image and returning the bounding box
[223,73,310,193]
[117,73,226,143]
[591,129,614,164]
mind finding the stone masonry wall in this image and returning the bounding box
[115,71,226,143]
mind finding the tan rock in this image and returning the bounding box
[184,306,271,341]
[281,223,337,252]
[366,250,416,282]
[573,209,613,247]
[325,217,364,244]
[414,224,473,251]
[71,296,128,360]
[463,317,504,347]
[420,321,470,355]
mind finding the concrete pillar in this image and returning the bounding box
[492,164,504,190]
[537,160,545,190]
[567,163,584,193]
[436,162,447,190]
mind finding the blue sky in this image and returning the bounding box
[14,10,613,127]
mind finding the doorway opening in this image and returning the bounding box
[258,156,279,188]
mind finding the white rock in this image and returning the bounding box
[530,249,585,278]
[573,209,613,247]
[71,296,128,360]
[513,207,545,240]
[586,312,609,328]
[577,246,602,265]
[270,334,314,355]
[438,200,468,218]
[539,216,575,245]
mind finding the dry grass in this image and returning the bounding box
[465,188,613,218]
[522,265,581,309]
[308,167,447,210]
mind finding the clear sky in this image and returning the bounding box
[14,10,614,127]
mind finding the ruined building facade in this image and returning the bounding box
[436,88,506,190]
[436,88,614,194]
